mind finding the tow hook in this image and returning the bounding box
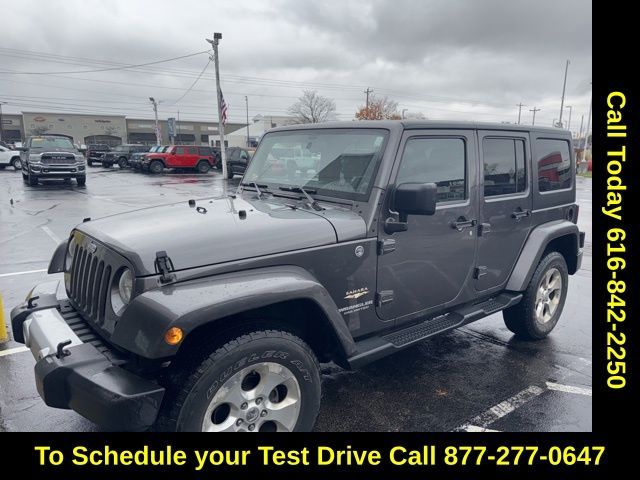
[56,339,72,359]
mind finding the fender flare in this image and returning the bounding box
[112,265,356,360]
[506,220,580,291]
[48,239,69,274]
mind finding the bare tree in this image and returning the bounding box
[355,95,401,120]
[288,90,336,124]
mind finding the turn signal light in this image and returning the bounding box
[164,327,184,346]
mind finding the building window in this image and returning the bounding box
[201,134,209,143]
[536,139,572,192]
[397,137,466,203]
[482,138,527,197]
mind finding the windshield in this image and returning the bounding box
[29,137,75,150]
[243,129,388,200]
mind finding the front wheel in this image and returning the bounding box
[76,176,86,187]
[87,159,93,167]
[156,330,321,432]
[226,165,234,179]
[149,160,164,174]
[118,157,128,169]
[196,160,211,174]
[28,174,38,186]
[12,157,22,170]
[503,251,569,340]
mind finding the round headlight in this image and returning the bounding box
[65,237,77,270]
[118,269,133,305]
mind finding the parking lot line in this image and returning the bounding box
[41,226,61,244]
[0,269,47,278]
[0,346,29,358]
[546,382,592,396]
[455,385,544,431]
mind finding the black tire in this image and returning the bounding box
[0,165,4,169]
[118,157,128,169]
[503,251,569,340]
[196,160,211,174]
[12,157,22,170]
[226,165,234,179]
[28,174,38,186]
[87,159,93,167]
[156,329,321,432]
[76,176,86,187]
[22,172,28,182]
[149,160,164,174]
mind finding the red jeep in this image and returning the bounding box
[142,145,217,174]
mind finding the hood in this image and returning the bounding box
[29,146,78,154]
[76,195,366,276]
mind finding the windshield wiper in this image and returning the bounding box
[240,182,269,198]
[278,185,323,211]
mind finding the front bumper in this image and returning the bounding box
[31,165,85,178]
[10,281,165,431]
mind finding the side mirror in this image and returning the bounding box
[171,150,177,155]
[385,182,437,234]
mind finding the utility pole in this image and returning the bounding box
[245,95,250,147]
[0,101,6,143]
[558,59,570,128]
[149,97,160,145]
[565,105,573,131]
[364,87,373,109]
[176,110,180,145]
[530,106,541,126]
[577,114,584,142]
[207,32,227,179]
[516,102,525,124]
[582,93,592,164]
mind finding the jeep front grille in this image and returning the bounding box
[68,244,112,326]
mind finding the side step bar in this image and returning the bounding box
[347,292,522,369]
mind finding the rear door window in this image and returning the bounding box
[482,138,527,197]
[536,139,572,192]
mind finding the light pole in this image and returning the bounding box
[149,97,160,145]
[582,93,592,164]
[516,102,525,124]
[558,59,570,128]
[207,33,228,179]
[564,105,573,131]
[0,101,7,143]
[245,96,250,147]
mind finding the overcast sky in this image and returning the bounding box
[0,0,592,131]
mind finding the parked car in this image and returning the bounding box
[225,147,255,178]
[0,144,22,170]
[101,144,151,169]
[20,135,86,186]
[130,145,167,170]
[142,145,217,174]
[86,144,110,166]
[10,121,584,432]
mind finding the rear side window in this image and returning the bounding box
[198,147,211,155]
[187,147,197,154]
[482,138,527,197]
[536,139,572,192]
[397,137,466,203]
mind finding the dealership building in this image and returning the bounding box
[0,112,246,146]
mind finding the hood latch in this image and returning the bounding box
[155,251,176,283]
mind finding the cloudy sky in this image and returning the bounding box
[0,0,592,131]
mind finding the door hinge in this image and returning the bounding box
[376,290,394,307]
[154,250,176,283]
[377,238,397,255]
[474,266,488,279]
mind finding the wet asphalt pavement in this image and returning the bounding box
[0,165,592,432]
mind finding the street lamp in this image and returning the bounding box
[564,105,573,131]
[149,97,160,145]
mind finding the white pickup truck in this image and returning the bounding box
[0,145,22,169]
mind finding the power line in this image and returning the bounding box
[0,50,209,75]
[167,59,211,106]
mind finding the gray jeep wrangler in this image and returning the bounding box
[11,121,584,432]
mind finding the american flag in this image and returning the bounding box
[219,90,228,126]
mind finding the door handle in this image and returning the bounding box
[511,208,531,221]
[451,217,477,231]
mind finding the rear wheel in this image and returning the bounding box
[11,157,22,170]
[149,160,164,174]
[156,330,321,432]
[503,251,568,340]
[196,160,211,174]
[118,157,128,169]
